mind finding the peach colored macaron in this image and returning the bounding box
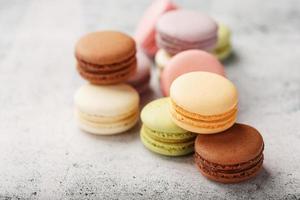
[160,50,225,96]
[170,72,238,134]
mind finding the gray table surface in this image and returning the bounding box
[0,0,300,199]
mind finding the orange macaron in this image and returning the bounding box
[170,71,238,134]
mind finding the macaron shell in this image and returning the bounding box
[155,49,171,70]
[195,123,264,165]
[141,98,187,134]
[127,51,151,93]
[76,110,139,135]
[156,10,218,43]
[134,0,177,56]
[74,83,139,117]
[140,127,194,156]
[75,31,136,65]
[77,61,136,85]
[161,50,225,96]
[170,72,238,116]
[215,24,231,49]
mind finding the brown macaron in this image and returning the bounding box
[75,31,137,85]
[194,123,264,183]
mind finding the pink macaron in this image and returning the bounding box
[156,10,218,55]
[160,50,225,96]
[134,0,177,57]
[127,51,152,94]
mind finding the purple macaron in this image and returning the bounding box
[127,51,152,94]
[156,10,218,55]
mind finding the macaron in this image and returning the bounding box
[127,51,152,94]
[140,98,196,156]
[160,50,225,96]
[213,24,232,60]
[75,31,136,85]
[195,123,264,183]
[134,0,177,57]
[170,72,238,134]
[154,49,172,73]
[74,83,139,135]
[156,10,218,55]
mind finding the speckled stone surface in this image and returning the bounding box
[0,0,300,199]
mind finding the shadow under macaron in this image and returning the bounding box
[80,119,142,144]
[199,166,271,187]
[222,50,240,67]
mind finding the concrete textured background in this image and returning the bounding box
[0,0,300,199]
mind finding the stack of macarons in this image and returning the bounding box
[154,9,218,72]
[169,71,264,183]
[134,0,232,75]
[140,71,264,183]
[74,31,151,135]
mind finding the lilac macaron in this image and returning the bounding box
[127,51,152,94]
[156,10,218,55]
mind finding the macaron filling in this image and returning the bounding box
[171,99,237,121]
[77,55,136,73]
[76,108,138,123]
[157,34,217,55]
[142,125,196,143]
[170,100,238,129]
[77,62,136,84]
[76,109,138,127]
[195,152,264,180]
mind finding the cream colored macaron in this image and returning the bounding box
[74,83,139,135]
[170,72,238,134]
[155,49,172,72]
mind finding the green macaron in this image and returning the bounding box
[140,97,196,156]
[213,23,232,60]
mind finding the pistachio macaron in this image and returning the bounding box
[170,72,238,134]
[213,24,232,60]
[140,98,196,156]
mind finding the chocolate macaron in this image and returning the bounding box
[194,123,264,183]
[75,31,137,85]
